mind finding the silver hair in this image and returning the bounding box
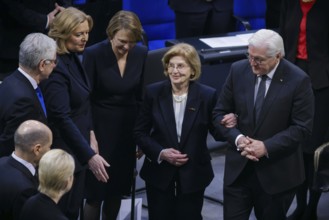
[248,29,285,58]
[19,33,57,70]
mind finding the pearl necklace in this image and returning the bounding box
[173,93,187,103]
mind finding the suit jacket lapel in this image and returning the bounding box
[16,71,47,119]
[244,69,257,129]
[9,156,38,187]
[254,61,285,131]
[179,82,199,149]
[61,54,91,92]
[158,82,179,147]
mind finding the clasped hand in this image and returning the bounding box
[237,136,267,162]
[160,148,189,166]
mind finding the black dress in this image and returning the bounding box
[83,40,147,199]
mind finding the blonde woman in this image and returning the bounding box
[40,7,110,219]
[20,149,75,220]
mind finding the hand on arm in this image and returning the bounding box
[160,148,189,167]
[88,154,110,182]
[221,113,237,128]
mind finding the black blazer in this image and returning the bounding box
[0,70,47,156]
[213,59,314,194]
[40,53,95,170]
[0,156,38,220]
[169,0,233,13]
[20,193,68,220]
[134,80,221,194]
[279,0,329,90]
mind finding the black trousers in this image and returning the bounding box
[145,181,205,220]
[224,163,296,220]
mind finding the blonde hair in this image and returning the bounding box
[162,43,201,81]
[38,149,75,198]
[106,10,143,42]
[48,7,93,54]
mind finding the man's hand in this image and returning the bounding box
[237,135,252,151]
[88,154,110,182]
[160,148,189,166]
[240,137,268,161]
[47,3,65,26]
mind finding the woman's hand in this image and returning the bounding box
[221,113,238,128]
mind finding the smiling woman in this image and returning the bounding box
[133,43,231,220]
[82,10,147,220]
[40,7,110,220]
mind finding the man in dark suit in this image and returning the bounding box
[168,0,234,38]
[213,29,314,220]
[0,0,70,81]
[0,120,52,220]
[0,33,57,157]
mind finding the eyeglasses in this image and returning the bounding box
[43,59,57,65]
[245,52,271,65]
[167,63,189,72]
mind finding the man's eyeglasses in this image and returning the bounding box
[167,63,189,72]
[43,59,57,65]
[245,52,271,65]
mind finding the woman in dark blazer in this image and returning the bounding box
[40,7,109,220]
[82,10,147,220]
[134,43,233,220]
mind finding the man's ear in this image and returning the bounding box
[33,144,41,155]
[38,60,46,72]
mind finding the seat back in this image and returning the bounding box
[123,0,175,50]
[234,0,266,31]
[313,142,329,192]
[143,47,169,86]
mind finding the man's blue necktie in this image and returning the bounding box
[35,87,47,117]
[254,75,267,123]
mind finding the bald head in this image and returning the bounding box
[14,120,52,155]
